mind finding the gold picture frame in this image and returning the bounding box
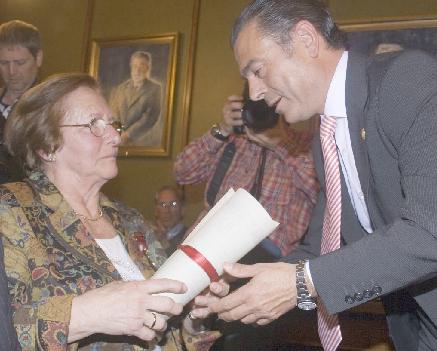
[88,33,178,157]
[340,19,437,56]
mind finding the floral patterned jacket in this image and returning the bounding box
[0,171,217,351]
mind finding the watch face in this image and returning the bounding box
[298,300,317,311]
[211,126,227,141]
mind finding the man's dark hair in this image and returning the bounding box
[231,0,346,50]
[0,20,42,58]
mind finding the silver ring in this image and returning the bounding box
[188,311,197,320]
[148,312,157,329]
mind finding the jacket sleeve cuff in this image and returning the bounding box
[36,295,76,350]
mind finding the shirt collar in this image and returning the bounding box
[324,51,348,119]
[166,222,185,240]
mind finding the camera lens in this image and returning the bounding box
[233,125,245,134]
[241,99,279,133]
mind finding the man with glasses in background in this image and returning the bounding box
[153,185,186,256]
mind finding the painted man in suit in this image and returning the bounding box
[195,0,437,350]
[110,50,161,145]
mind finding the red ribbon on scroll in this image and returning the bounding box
[178,244,219,282]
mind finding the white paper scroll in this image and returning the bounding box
[151,188,279,305]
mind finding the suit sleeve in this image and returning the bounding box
[142,82,162,130]
[109,86,122,123]
[310,51,437,316]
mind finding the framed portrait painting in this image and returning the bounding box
[340,19,437,56]
[89,33,178,157]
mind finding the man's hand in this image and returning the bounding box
[220,95,244,135]
[190,279,230,319]
[208,262,297,325]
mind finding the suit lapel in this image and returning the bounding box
[345,52,372,206]
[125,80,148,109]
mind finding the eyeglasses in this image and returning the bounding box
[60,117,124,137]
[156,200,180,209]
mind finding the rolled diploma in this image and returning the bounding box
[151,188,279,305]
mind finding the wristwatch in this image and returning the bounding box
[296,260,317,311]
[210,124,229,141]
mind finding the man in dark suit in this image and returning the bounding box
[199,0,437,350]
[0,19,43,183]
[0,239,19,350]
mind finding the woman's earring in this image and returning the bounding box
[48,153,56,162]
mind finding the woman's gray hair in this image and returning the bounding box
[4,73,99,173]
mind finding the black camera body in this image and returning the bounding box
[234,99,279,134]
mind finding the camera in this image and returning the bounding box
[234,99,279,134]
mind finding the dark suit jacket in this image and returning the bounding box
[285,50,437,347]
[0,239,20,350]
[0,88,25,184]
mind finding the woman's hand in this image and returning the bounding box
[68,279,186,342]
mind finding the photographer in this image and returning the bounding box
[174,89,319,260]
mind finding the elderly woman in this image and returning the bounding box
[0,73,189,350]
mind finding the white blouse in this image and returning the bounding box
[95,236,162,351]
[95,235,144,281]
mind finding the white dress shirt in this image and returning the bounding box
[306,51,373,285]
[323,50,373,234]
[166,222,185,240]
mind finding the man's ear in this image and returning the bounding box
[292,20,320,57]
[35,50,43,68]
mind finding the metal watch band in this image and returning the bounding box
[296,260,317,310]
[210,124,229,141]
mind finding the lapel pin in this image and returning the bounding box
[360,128,366,141]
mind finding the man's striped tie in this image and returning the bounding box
[318,115,342,351]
